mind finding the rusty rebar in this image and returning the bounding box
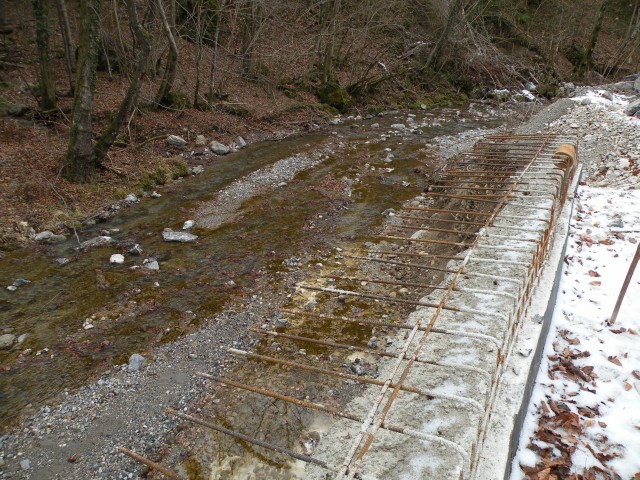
[118,447,182,480]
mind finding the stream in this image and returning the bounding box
[0,105,506,433]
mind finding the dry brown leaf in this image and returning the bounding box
[630,237,638,244]
[634,473,640,480]
[588,270,601,277]
[625,382,632,391]
[608,356,623,367]
[589,280,601,286]
[598,421,607,428]
[632,370,640,380]
[584,419,596,427]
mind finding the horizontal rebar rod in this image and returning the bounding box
[197,373,469,463]
[229,349,484,412]
[251,329,490,378]
[118,447,182,480]
[277,308,502,347]
[165,409,332,469]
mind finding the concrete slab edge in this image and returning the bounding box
[473,164,583,480]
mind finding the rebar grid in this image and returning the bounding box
[148,134,577,480]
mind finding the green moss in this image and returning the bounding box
[163,90,189,109]
[366,105,385,116]
[220,103,251,117]
[169,158,189,178]
[316,82,352,113]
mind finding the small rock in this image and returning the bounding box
[162,230,198,243]
[385,336,393,346]
[225,280,237,288]
[0,334,16,350]
[143,259,160,271]
[151,191,161,198]
[129,244,143,256]
[420,103,427,110]
[191,165,204,175]
[127,353,145,372]
[109,254,125,264]
[195,134,207,146]
[13,279,31,287]
[601,90,614,101]
[20,459,31,471]
[17,333,28,343]
[234,136,247,149]
[275,317,289,327]
[608,218,624,228]
[209,140,230,155]
[79,236,114,249]
[390,123,406,131]
[6,285,17,292]
[371,123,380,128]
[56,257,69,265]
[125,193,138,203]
[166,135,187,147]
[518,348,532,358]
[82,319,94,330]
[182,220,195,230]
[34,230,53,241]
[625,99,640,117]
[382,208,396,217]
[367,337,378,349]
[351,362,365,376]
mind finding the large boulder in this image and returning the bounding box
[166,135,187,147]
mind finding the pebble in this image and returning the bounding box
[129,244,143,256]
[191,165,205,175]
[151,191,162,198]
[166,135,187,147]
[125,193,138,203]
[0,334,16,350]
[20,459,30,471]
[210,140,230,155]
[143,259,160,271]
[182,220,195,230]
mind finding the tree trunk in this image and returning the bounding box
[31,0,57,111]
[93,0,151,163]
[318,0,340,84]
[207,0,225,103]
[154,0,178,106]
[54,0,75,93]
[576,0,607,77]
[65,0,102,183]
[241,0,260,78]
[424,0,464,71]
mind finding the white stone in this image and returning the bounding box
[209,140,230,155]
[110,254,125,264]
[182,220,195,230]
[166,135,187,147]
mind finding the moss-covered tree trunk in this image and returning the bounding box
[241,0,260,78]
[207,0,225,104]
[65,0,101,183]
[154,0,178,106]
[94,0,151,163]
[31,0,57,111]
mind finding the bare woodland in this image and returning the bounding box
[3,0,640,182]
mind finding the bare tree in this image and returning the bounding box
[31,0,57,111]
[154,0,178,105]
[576,0,607,77]
[54,0,75,93]
[207,0,225,103]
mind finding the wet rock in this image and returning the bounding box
[34,230,66,243]
[382,208,396,217]
[275,317,289,327]
[390,123,406,131]
[234,136,247,149]
[162,230,198,243]
[17,333,28,343]
[80,236,114,249]
[182,220,195,230]
[625,99,640,117]
[6,285,17,292]
[634,75,640,94]
[127,354,145,372]
[151,191,161,198]
[166,135,187,147]
[56,257,69,265]
[125,193,138,203]
[13,279,31,287]
[367,337,378,349]
[20,459,30,471]
[191,165,204,175]
[195,134,207,146]
[129,244,143,256]
[0,334,16,350]
[143,259,159,271]
[109,254,125,264]
[209,140,230,155]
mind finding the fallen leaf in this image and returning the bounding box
[625,382,632,391]
[589,281,601,286]
[608,356,622,367]
[588,270,601,277]
[600,239,614,245]
[632,370,640,380]
[610,327,626,334]
[599,421,607,428]
[630,237,638,244]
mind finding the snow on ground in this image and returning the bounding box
[511,91,640,479]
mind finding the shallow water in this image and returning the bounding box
[0,107,501,432]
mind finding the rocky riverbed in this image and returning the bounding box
[1,79,639,479]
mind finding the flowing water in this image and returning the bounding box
[0,106,504,432]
